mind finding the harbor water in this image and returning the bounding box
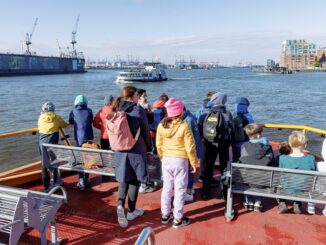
[0,68,325,171]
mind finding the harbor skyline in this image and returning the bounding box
[1,0,326,64]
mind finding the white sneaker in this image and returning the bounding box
[322,207,326,216]
[127,208,144,221]
[185,193,194,202]
[306,203,315,215]
[117,205,128,228]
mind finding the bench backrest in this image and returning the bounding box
[231,163,326,196]
[42,143,162,181]
[0,194,24,245]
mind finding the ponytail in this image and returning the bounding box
[111,96,123,112]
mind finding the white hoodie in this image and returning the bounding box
[317,139,326,172]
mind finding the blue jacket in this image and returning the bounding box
[114,101,152,183]
[69,104,93,146]
[183,110,204,159]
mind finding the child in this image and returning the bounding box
[93,96,113,150]
[232,97,254,162]
[317,139,326,216]
[275,141,291,167]
[38,101,69,192]
[156,98,199,228]
[239,123,275,212]
[69,95,94,190]
[278,131,316,214]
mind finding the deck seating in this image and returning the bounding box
[224,163,326,221]
[0,185,67,245]
[135,227,156,245]
[0,194,24,245]
[41,143,162,186]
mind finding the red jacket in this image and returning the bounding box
[93,105,112,139]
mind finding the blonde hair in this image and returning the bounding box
[288,131,307,149]
[244,123,263,139]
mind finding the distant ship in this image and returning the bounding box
[0,15,86,76]
[115,62,168,83]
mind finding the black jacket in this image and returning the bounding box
[239,142,275,167]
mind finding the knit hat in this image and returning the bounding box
[42,101,55,112]
[165,98,184,118]
[74,95,88,106]
[235,97,250,106]
[104,95,114,106]
[210,92,227,106]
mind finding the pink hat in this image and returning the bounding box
[165,98,184,118]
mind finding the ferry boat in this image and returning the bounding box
[115,62,168,84]
[0,124,325,244]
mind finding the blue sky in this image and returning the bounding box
[1,0,326,64]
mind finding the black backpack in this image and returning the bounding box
[203,110,229,143]
[233,113,249,142]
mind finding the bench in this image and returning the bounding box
[224,163,326,221]
[41,143,162,187]
[0,185,67,245]
[0,194,24,245]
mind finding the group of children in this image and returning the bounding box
[38,87,326,229]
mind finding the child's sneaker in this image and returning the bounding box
[185,193,194,202]
[306,203,315,215]
[139,184,156,193]
[127,208,144,221]
[77,179,86,190]
[278,202,289,214]
[254,201,262,212]
[293,202,302,214]
[322,207,326,216]
[117,205,128,228]
[161,213,173,224]
[172,217,190,229]
[243,202,254,211]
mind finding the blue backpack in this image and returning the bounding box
[150,107,166,131]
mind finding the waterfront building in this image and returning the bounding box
[280,40,317,70]
[316,47,326,64]
[266,59,276,68]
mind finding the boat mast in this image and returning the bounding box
[25,18,38,55]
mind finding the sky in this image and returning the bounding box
[1,0,326,65]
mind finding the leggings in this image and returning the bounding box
[118,180,140,212]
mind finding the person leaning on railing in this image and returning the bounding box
[38,101,69,192]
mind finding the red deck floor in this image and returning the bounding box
[13,173,326,245]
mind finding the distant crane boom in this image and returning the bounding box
[71,14,80,57]
[25,18,38,55]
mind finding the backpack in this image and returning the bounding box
[149,107,166,132]
[106,111,140,151]
[233,113,249,142]
[81,140,101,169]
[203,110,229,143]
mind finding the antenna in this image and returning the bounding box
[25,18,38,55]
[71,14,80,57]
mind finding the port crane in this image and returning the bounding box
[25,18,38,55]
[71,14,80,57]
[56,39,64,57]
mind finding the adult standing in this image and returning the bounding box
[111,86,152,228]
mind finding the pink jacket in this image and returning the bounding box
[93,105,112,139]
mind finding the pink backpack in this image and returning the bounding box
[106,111,140,151]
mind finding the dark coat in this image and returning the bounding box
[239,142,275,167]
[114,101,152,183]
[69,104,93,146]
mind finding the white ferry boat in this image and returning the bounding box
[115,62,168,83]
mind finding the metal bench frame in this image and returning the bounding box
[41,143,162,187]
[0,185,67,245]
[134,227,156,245]
[0,194,24,245]
[224,163,326,221]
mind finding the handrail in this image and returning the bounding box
[134,227,156,245]
[0,128,38,138]
[259,124,326,136]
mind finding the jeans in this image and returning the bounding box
[117,180,140,212]
[161,157,188,219]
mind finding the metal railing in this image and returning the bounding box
[134,227,156,245]
[259,123,326,136]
